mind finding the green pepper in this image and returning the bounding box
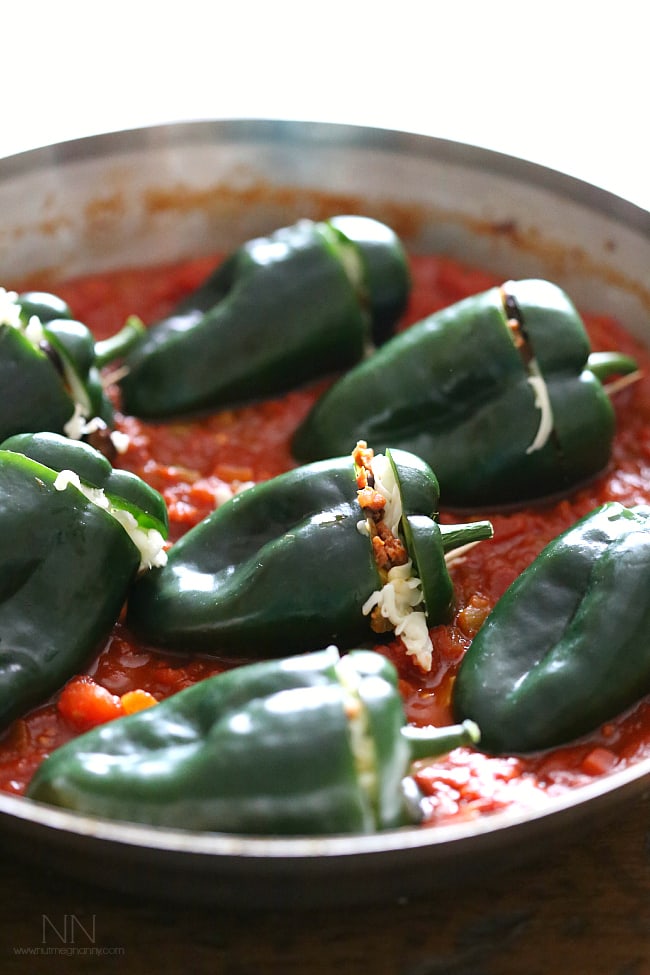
[126,444,492,669]
[0,286,144,443]
[0,433,168,729]
[453,502,650,753]
[2,431,169,537]
[118,215,410,419]
[27,646,480,835]
[292,279,638,506]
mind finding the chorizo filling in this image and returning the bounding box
[353,441,433,672]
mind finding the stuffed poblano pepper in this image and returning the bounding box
[292,279,638,506]
[453,502,650,754]
[127,442,493,671]
[0,286,144,443]
[118,215,410,418]
[0,432,168,729]
[27,646,480,835]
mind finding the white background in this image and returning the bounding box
[2,1,648,210]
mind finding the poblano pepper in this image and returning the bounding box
[0,287,144,443]
[126,443,493,670]
[292,279,638,506]
[0,432,168,729]
[453,502,650,754]
[118,215,410,418]
[27,646,480,835]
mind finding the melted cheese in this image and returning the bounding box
[525,357,554,454]
[368,452,402,534]
[362,561,432,672]
[53,469,167,571]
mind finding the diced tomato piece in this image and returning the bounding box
[457,594,492,638]
[120,689,158,715]
[57,677,124,731]
[581,747,618,776]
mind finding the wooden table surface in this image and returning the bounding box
[1,790,648,975]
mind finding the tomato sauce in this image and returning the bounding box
[3,251,650,829]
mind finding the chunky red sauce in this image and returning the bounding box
[3,252,650,829]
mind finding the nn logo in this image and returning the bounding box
[41,914,96,945]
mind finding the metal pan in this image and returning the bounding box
[1,119,649,910]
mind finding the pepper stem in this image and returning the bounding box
[439,520,494,554]
[587,350,639,382]
[95,315,146,368]
[401,719,480,760]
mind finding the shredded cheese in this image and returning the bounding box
[63,405,108,441]
[53,469,167,571]
[62,406,91,440]
[110,430,131,455]
[362,561,433,672]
